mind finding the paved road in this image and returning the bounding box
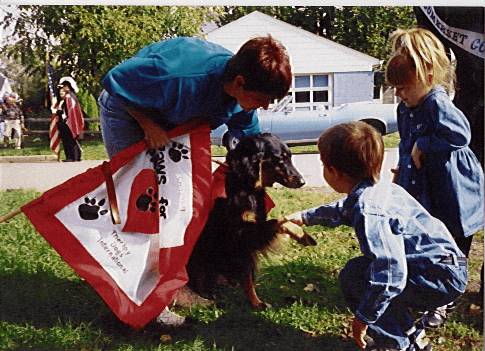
[0,149,398,192]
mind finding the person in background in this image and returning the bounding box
[1,92,24,149]
[99,35,292,326]
[386,27,484,328]
[0,100,5,147]
[285,121,467,351]
[52,77,84,162]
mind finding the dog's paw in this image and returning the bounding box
[252,301,272,310]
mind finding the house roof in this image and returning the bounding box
[206,11,381,74]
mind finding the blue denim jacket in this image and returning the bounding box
[396,86,484,237]
[301,180,466,324]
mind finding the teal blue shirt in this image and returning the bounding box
[101,37,260,139]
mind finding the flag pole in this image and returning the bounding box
[0,208,22,224]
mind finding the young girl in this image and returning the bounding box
[386,27,484,328]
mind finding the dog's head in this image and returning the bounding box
[226,133,305,189]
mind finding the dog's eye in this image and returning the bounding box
[282,152,289,158]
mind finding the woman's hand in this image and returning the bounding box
[142,120,169,149]
[127,109,170,149]
[411,142,425,169]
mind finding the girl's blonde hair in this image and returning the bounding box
[386,28,455,89]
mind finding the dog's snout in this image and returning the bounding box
[285,175,305,188]
[295,175,306,187]
[284,168,306,188]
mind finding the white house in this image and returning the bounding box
[206,11,381,110]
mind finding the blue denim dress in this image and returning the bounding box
[99,37,259,158]
[396,86,484,238]
[302,180,467,349]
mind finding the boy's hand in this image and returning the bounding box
[352,317,368,349]
[276,217,317,247]
[284,212,303,226]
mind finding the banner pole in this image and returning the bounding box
[0,208,22,224]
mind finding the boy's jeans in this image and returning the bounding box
[339,256,467,350]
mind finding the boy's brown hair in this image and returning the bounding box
[223,35,292,100]
[318,121,384,184]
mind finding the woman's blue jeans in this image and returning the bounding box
[98,90,145,159]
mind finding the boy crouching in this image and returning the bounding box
[286,121,467,351]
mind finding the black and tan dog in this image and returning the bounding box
[186,133,316,309]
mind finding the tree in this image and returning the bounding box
[219,6,416,61]
[0,53,45,110]
[1,5,224,97]
[331,7,416,61]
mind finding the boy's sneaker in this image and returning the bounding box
[420,301,456,329]
[408,327,432,351]
[365,327,432,351]
[365,337,406,351]
[156,306,185,326]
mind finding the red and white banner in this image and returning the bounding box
[65,92,84,139]
[22,122,212,329]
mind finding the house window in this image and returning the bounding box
[295,91,310,103]
[290,74,332,110]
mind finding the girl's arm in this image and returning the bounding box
[126,109,169,149]
[416,97,471,154]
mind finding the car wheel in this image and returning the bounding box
[363,120,386,135]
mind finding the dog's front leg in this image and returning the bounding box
[241,274,272,310]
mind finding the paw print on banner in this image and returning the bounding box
[168,142,189,162]
[122,168,160,234]
[136,187,158,213]
[78,197,109,220]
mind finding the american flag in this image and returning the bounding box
[47,62,60,158]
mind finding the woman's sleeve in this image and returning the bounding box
[416,98,471,153]
[225,110,260,139]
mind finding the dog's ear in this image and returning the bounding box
[226,136,266,188]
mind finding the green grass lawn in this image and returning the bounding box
[0,188,482,351]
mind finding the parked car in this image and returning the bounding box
[211,96,398,150]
